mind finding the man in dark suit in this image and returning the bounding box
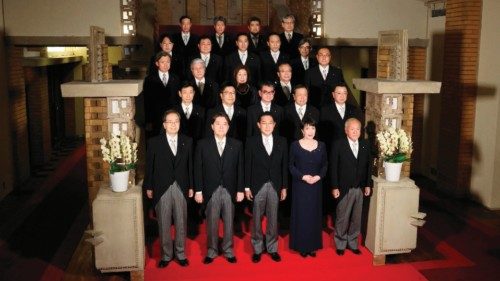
[290,39,318,86]
[246,82,284,137]
[279,14,304,59]
[247,16,268,55]
[319,84,363,149]
[282,85,320,142]
[194,113,245,264]
[211,16,236,58]
[273,62,294,106]
[188,58,220,109]
[259,32,289,83]
[304,47,346,109]
[172,15,200,68]
[189,35,224,84]
[224,33,261,87]
[205,83,247,141]
[143,52,180,139]
[330,118,372,256]
[148,33,184,78]
[173,82,205,144]
[144,110,193,268]
[245,112,288,263]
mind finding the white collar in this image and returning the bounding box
[280,81,291,87]
[319,65,329,72]
[295,103,306,112]
[271,50,280,56]
[260,101,271,109]
[238,50,248,56]
[196,77,206,84]
[182,102,193,109]
[335,102,345,110]
[223,103,234,111]
[348,137,358,146]
[262,134,273,141]
[166,133,178,142]
[215,136,226,143]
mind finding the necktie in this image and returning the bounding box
[352,142,358,158]
[272,53,278,63]
[264,137,271,155]
[240,53,246,64]
[170,139,177,156]
[283,85,290,100]
[339,105,345,119]
[322,68,327,80]
[203,55,208,66]
[198,81,205,95]
[263,105,270,112]
[162,73,167,86]
[304,60,308,70]
[183,34,188,45]
[217,140,224,156]
[185,106,191,119]
[217,35,223,47]
[227,107,233,120]
[252,36,258,47]
[298,107,304,119]
[287,33,292,42]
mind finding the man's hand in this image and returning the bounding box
[146,190,153,199]
[195,193,203,204]
[280,189,287,201]
[332,189,340,199]
[245,189,253,201]
[310,175,321,184]
[364,187,371,196]
[236,192,244,202]
[188,188,194,198]
[302,175,312,183]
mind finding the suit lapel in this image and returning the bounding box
[174,135,184,166]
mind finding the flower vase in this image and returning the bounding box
[383,162,402,182]
[110,170,130,192]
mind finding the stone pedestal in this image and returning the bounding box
[365,176,426,265]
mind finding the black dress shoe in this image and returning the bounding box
[308,251,317,257]
[269,252,281,262]
[336,249,345,256]
[178,259,189,266]
[252,253,261,263]
[349,248,362,255]
[203,256,214,264]
[299,252,308,258]
[158,259,170,268]
[226,256,237,263]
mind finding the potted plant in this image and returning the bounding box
[100,133,138,192]
[376,127,413,182]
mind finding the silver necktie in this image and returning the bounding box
[304,60,308,70]
[298,107,304,119]
[322,68,327,80]
[352,142,358,158]
[162,73,167,86]
[217,141,224,156]
[264,137,271,155]
[170,139,177,156]
[185,106,191,119]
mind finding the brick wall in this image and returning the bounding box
[7,47,30,184]
[25,67,52,167]
[438,0,482,196]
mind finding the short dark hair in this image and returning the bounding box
[282,14,296,23]
[180,81,195,91]
[247,16,261,25]
[211,112,230,125]
[277,62,291,71]
[267,32,280,42]
[293,84,308,95]
[213,16,227,25]
[163,109,180,122]
[155,51,172,62]
[220,82,235,93]
[300,116,317,130]
[236,32,249,42]
[333,83,348,92]
[259,81,276,91]
[198,35,212,44]
[258,112,275,123]
[233,65,251,84]
[297,38,311,48]
[179,15,191,23]
[158,33,172,44]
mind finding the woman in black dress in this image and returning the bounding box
[289,117,328,257]
[233,65,258,109]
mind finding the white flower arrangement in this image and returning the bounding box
[376,127,413,163]
[100,133,138,174]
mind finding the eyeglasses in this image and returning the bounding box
[164,120,180,124]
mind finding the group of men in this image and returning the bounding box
[141,14,373,268]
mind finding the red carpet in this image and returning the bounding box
[145,221,427,281]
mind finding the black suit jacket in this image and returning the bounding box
[319,103,362,146]
[273,81,295,107]
[290,57,318,86]
[188,53,224,84]
[224,51,261,87]
[259,50,289,82]
[245,135,288,194]
[210,33,236,58]
[282,103,320,141]
[143,133,193,206]
[279,32,304,59]
[246,103,284,137]
[173,103,205,143]
[248,33,268,55]
[194,137,244,202]
[190,78,220,109]
[172,32,200,66]
[330,138,372,201]
[304,65,345,108]
[205,104,247,141]
[143,72,180,136]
